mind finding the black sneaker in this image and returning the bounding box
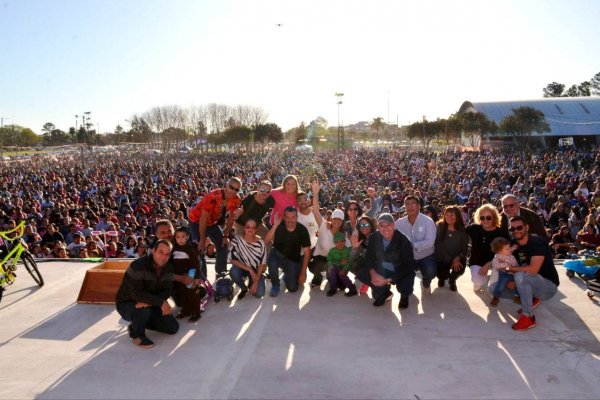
[438,279,445,288]
[326,288,337,297]
[344,288,358,297]
[237,288,248,300]
[132,335,155,348]
[449,279,457,292]
[189,314,200,322]
[372,291,392,307]
[310,279,322,288]
[398,296,409,310]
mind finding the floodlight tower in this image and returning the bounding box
[335,93,344,149]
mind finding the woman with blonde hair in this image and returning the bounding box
[269,174,300,225]
[466,204,509,291]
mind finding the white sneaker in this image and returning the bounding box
[473,284,482,292]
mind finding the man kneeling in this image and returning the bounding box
[116,239,179,348]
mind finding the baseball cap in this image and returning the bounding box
[331,209,344,220]
[377,213,395,225]
[333,231,346,242]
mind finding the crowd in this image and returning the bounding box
[2,146,599,347]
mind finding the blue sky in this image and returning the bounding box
[1,0,599,134]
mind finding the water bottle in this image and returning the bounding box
[186,269,196,289]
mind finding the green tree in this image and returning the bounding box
[543,82,565,97]
[591,72,600,96]
[407,120,438,151]
[499,106,550,149]
[578,81,592,96]
[18,128,41,146]
[254,123,282,150]
[445,113,463,145]
[371,117,385,141]
[564,84,581,97]
[460,112,497,149]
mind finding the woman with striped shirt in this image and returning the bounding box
[228,219,267,299]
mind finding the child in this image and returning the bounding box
[326,232,357,297]
[490,237,518,307]
[171,227,205,322]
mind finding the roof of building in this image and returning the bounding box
[458,97,600,136]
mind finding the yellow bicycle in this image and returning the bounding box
[0,221,44,302]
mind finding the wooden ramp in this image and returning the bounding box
[76,260,132,304]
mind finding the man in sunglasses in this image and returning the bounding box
[188,177,242,274]
[496,216,559,331]
[500,194,547,241]
[233,180,274,239]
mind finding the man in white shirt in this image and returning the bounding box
[395,195,437,293]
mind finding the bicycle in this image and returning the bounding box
[0,221,44,302]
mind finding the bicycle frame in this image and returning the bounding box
[0,222,27,286]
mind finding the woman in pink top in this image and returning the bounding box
[269,174,299,225]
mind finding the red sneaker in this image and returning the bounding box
[512,314,536,331]
[359,283,369,295]
[517,297,541,314]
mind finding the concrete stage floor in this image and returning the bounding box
[1,259,599,399]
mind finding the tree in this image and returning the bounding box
[592,72,600,96]
[444,113,463,145]
[407,120,438,151]
[17,128,40,146]
[499,106,550,149]
[543,82,565,98]
[564,84,581,97]
[371,117,385,141]
[223,125,252,149]
[460,112,497,149]
[578,81,592,96]
[254,123,282,150]
[41,122,56,145]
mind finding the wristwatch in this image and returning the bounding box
[505,266,510,271]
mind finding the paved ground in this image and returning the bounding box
[1,259,599,400]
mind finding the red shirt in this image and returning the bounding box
[188,189,240,225]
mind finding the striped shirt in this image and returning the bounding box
[228,234,267,271]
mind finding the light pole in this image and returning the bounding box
[335,93,344,149]
[0,117,9,160]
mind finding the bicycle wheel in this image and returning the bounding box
[22,253,44,287]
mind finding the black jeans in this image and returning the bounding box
[116,301,179,339]
[436,261,465,283]
[357,266,415,300]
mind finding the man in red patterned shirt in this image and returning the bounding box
[188,177,242,274]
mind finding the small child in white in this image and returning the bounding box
[490,237,518,306]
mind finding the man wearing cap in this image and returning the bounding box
[490,216,559,331]
[358,213,416,310]
[188,177,242,274]
[307,181,347,288]
[500,194,547,241]
[394,195,438,293]
[264,206,311,297]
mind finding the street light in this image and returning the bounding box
[0,116,8,160]
[335,93,344,149]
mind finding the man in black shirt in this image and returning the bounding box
[233,180,274,239]
[116,239,179,348]
[264,206,311,297]
[494,216,559,331]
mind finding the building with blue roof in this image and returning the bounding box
[458,97,600,147]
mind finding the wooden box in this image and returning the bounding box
[76,260,132,304]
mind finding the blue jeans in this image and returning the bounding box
[230,266,266,298]
[267,249,300,293]
[489,271,558,316]
[189,222,228,274]
[492,271,515,298]
[357,265,415,300]
[415,254,437,287]
[116,301,179,339]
